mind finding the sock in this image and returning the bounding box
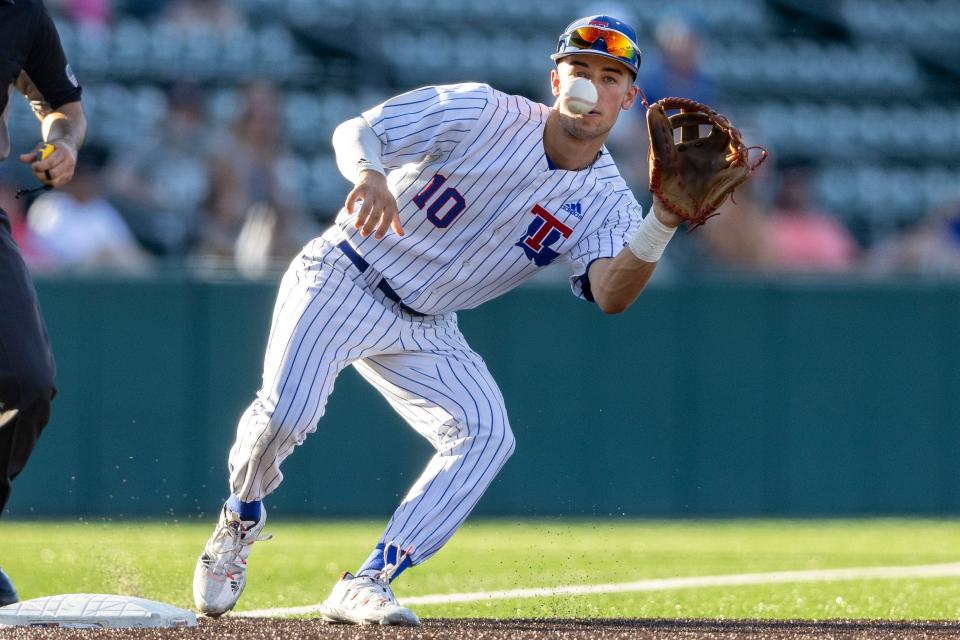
[357,543,412,582]
[225,494,262,524]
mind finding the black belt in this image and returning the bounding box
[337,241,426,317]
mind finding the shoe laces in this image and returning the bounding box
[346,575,396,610]
[338,542,412,610]
[375,541,413,584]
[208,512,270,572]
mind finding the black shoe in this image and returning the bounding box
[0,567,18,606]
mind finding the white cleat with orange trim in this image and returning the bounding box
[192,506,270,616]
[320,571,420,626]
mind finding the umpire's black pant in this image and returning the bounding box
[0,207,56,515]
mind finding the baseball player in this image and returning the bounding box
[0,0,86,606]
[194,15,683,624]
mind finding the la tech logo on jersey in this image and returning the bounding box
[515,205,574,266]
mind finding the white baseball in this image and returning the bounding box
[562,77,598,115]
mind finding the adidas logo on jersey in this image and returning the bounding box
[560,202,583,219]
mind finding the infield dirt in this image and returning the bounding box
[5,618,960,639]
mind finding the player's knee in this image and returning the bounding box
[245,407,319,470]
[502,425,516,460]
[242,399,285,437]
[489,418,516,464]
[247,417,292,459]
[459,415,514,459]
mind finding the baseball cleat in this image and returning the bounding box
[0,567,19,607]
[192,505,271,616]
[319,572,420,626]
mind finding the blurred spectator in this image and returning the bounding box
[122,0,172,20]
[639,11,715,105]
[197,81,315,274]
[25,145,150,272]
[864,201,960,276]
[693,135,777,272]
[46,0,111,29]
[765,166,858,273]
[606,8,718,195]
[159,0,246,35]
[699,179,775,271]
[107,83,214,256]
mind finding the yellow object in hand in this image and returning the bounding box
[37,143,55,161]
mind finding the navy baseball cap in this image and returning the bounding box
[551,15,641,77]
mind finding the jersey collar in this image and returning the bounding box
[544,149,602,172]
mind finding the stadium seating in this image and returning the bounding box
[5,0,955,250]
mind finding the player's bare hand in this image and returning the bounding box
[19,140,77,188]
[652,195,684,228]
[346,170,404,240]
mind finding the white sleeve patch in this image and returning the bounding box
[65,64,78,87]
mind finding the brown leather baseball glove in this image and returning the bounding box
[646,97,767,229]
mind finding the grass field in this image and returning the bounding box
[2,518,959,621]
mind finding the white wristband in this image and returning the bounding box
[356,159,386,179]
[627,207,677,263]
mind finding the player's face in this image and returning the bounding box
[551,56,638,140]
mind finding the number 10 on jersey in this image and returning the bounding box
[413,174,466,229]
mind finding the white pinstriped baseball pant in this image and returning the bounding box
[227,235,516,566]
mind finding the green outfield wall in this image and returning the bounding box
[6,274,960,518]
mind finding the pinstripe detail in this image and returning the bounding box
[353,348,514,565]
[400,124,550,294]
[357,355,474,523]
[257,298,399,495]
[227,241,514,564]
[231,267,361,498]
[425,158,598,311]
[401,360,513,561]
[356,96,525,271]
[223,82,645,572]
[331,83,643,315]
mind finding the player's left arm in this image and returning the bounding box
[587,199,683,314]
[332,117,403,239]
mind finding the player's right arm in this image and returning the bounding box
[332,117,403,240]
[346,170,403,240]
[332,84,489,240]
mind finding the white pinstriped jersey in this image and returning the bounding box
[326,82,644,316]
[225,82,647,572]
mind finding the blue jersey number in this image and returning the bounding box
[413,174,466,229]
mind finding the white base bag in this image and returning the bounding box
[0,593,197,629]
